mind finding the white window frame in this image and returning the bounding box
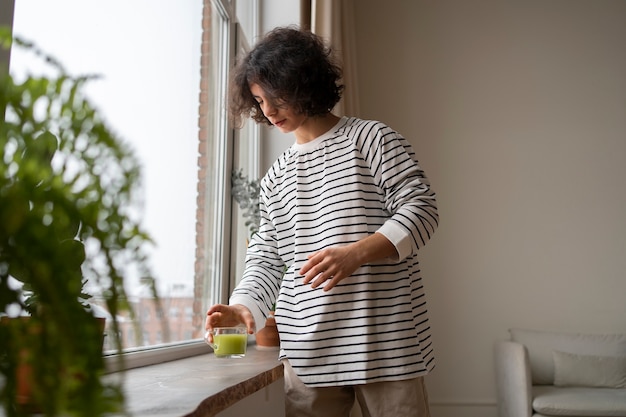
[104,0,260,371]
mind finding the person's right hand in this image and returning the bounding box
[205,304,256,336]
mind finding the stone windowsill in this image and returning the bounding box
[119,346,283,417]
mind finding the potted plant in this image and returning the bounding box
[0,30,157,416]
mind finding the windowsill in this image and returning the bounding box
[111,345,283,417]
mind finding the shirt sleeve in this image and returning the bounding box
[362,121,439,260]
[228,190,284,329]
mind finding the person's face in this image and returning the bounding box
[250,83,307,134]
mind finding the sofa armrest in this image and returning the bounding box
[494,340,533,417]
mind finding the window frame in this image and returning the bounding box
[103,0,261,371]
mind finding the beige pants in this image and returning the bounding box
[283,360,431,417]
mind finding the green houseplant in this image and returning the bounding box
[231,168,261,238]
[0,30,156,416]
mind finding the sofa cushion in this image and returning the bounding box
[532,386,626,416]
[510,328,626,385]
[553,350,626,388]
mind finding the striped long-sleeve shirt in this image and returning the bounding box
[230,116,439,387]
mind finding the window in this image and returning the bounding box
[8,0,259,363]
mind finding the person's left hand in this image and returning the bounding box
[299,245,363,291]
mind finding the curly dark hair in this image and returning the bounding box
[228,26,344,128]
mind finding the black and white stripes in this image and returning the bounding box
[230,117,438,387]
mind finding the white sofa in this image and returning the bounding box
[494,328,626,417]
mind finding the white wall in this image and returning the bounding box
[354,1,626,417]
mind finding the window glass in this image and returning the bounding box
[8,0,251,352]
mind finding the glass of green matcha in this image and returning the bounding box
[205,327,248,358]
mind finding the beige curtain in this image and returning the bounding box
[301,0,360,117]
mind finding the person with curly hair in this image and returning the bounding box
[206,26,438,417]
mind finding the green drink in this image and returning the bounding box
[205,327,248,358]
[213,334,247,357]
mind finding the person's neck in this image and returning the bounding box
[294,113,341,144]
